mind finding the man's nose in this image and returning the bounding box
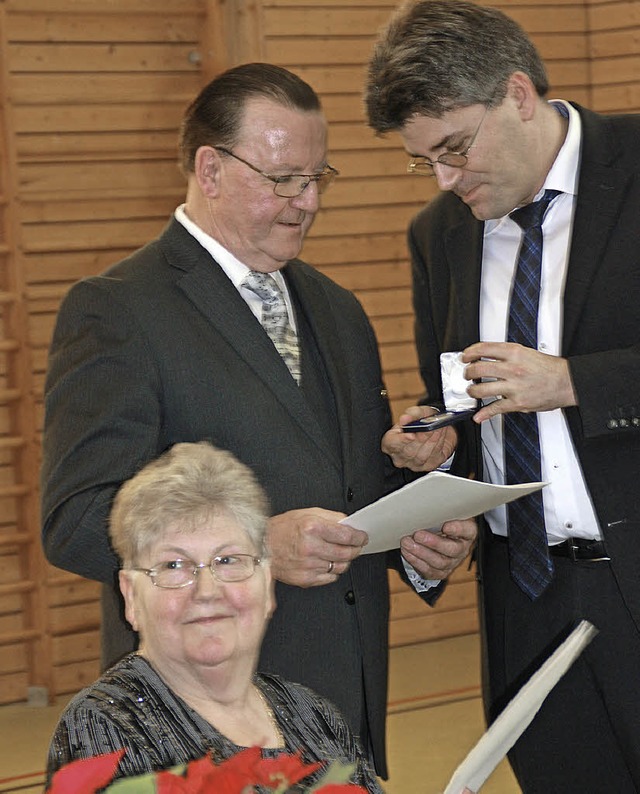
[290,180,320,212]
[433,162,463,192]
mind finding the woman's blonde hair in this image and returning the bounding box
[109,442,270,566]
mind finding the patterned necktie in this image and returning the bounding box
[504,189,560,599]
[242,271,301,384]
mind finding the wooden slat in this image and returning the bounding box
[0,670,28,705]
[263,7,395,37]
[0,641,27,673]
[11,74,202,104]
[591,57,640,85]
[53,659,101,696]
[588,1,640,30]
[389,608,479,647]
[9,43,201,73]
[49,601,101,635]
[18,131,182,159]
[52,630,100,665]
[355,286,412,318]
[13,103,187,134]
[317,261,411,290]
[47,578,100,608]
[6,13,203,43]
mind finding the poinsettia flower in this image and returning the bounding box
[156,749,264,793]
[205,747,264,788]
[255,750,323,788]
[47,749,125,794]
[48,745,366,793]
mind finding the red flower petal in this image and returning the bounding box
[47,749,125,794]
[255,750,323,787]
[156,770,193,794]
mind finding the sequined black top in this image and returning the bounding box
[46,654,383,792]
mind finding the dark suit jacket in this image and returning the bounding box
[407,104,640,633]
[41,217,432,777]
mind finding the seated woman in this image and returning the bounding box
[46,441,383,791]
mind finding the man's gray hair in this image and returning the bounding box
[365,0,548,132]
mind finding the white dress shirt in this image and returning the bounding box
[174,204,297,329]
[480,101,601,543]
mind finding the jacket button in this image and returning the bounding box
[607,419,619,429]
[346,487,354,502]
[344,590,356,605]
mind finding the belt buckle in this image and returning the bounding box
[568,539,610,562]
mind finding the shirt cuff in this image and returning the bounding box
[402,556,441,593]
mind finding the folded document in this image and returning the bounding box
[341,471,545,554]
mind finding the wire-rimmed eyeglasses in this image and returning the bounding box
[128,554,263,588]
[215,147,339,197]
[407,101,493,177]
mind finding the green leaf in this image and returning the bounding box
[306,760,357,792]
[104,770,158,793]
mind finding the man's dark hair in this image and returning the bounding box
[179,62,322,174]
[365,0,548,132]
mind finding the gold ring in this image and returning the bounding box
[327,560,334,574]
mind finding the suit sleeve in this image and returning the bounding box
[40,278,163,582]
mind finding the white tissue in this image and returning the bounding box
[440,351,476,411]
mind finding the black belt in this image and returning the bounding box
[492,533,610,562]
[550,538,610,561]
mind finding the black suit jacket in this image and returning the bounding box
[41,217,432,776]
[408,104,640,631]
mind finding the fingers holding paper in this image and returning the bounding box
[381,405,458,472]
[267,509,368,588]
[400,517,477,580]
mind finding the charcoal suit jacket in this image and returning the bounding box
[41,216,436,777]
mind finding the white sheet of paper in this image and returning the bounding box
[340,471,545,554]
[443,620,598,794]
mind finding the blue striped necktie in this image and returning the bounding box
[242,271,301,384]
[504,189,560,599]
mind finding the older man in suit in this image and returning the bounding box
[41,62,475,778]
[365,1,640,791]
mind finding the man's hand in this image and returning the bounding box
[267,508,368,587]
[462,341,577,422]
[400,517,477,580]
[381,405,458,472]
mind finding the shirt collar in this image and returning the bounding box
[174,204,287,292]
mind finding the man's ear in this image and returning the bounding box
[507,71,538,121]
[194,145,220,197]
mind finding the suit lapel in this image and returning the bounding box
[445,213,485,348]
[160,221,339,461]
[563,107,631,352]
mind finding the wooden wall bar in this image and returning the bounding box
[0,0,637,704]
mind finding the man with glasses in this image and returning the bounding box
[41,62,475,778]
[365,1,640,791]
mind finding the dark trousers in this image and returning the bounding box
[480,532,640,793]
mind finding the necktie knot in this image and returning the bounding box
[509,189,560,231]
[242,271,283,307]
